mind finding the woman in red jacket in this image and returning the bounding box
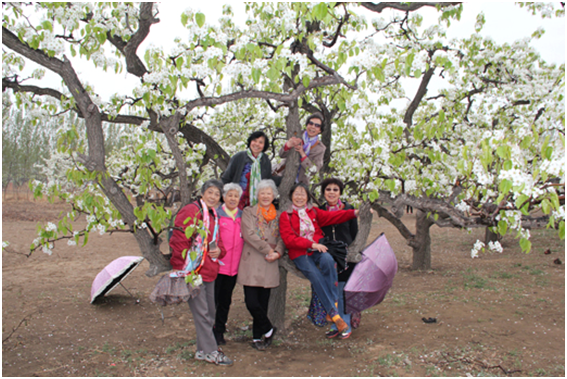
[279,182,359,334]
[169,179,233,366]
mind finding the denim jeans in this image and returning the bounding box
[329,281,351,333]
[293,252,339,317]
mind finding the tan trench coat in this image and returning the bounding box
[237,205,285,288]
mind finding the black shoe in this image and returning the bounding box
[251,340,266,351]
[213,329,226,346]
[264,327,277,347]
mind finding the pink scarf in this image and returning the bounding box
[326,199,344,212]
[293,205,315,241]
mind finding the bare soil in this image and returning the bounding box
[2,198,565,377]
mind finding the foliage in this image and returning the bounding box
[1,2,564,272]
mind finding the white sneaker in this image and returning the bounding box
[205,350,234,366]
[195,350,206,361]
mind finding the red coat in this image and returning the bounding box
[279,205,356,260]
[169,202,226,282]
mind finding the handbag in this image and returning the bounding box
[319,230,349,274]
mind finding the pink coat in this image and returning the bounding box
[217,205,244,276]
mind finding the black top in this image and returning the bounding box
[319,202,359,282]
[221,150,281,186]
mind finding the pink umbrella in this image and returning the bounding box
[344,233,398,314]
[90,256,144,303]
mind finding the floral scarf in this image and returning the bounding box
[326,199,344,212]
[257,204,278,240]
[170,199,218,278]
[293,205,315,242]
[246,149,263,206]
[302,131,319,156]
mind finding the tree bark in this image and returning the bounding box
[267,266,288,332]
[484,227,501,244]
[269,100,303,332]
[411,209,434,270]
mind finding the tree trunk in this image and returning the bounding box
[484,227,501,244]
[268,266,288,331]
[347,201,372,262]
[411,210,434,270]
[270,100,302,333]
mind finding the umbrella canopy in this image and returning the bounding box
[90,256,144,303]
[344,233,398,314]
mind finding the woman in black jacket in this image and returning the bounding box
[221,131,280,209]
[318,177,359,339]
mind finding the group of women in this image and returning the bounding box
[168,113,362,366]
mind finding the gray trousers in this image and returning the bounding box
[187,281,217,354]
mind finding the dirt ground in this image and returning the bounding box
[2,198,565,377]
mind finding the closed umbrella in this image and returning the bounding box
[90,256,144,303]
[344,233,397,314]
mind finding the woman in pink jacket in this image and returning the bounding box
[213,183,244,346]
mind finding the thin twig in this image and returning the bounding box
[2,309,43,343]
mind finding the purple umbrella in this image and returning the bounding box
[344,233,398,314]
[90,256,144,303]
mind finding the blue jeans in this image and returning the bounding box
[293,252,339,317]
[329,281,351,333]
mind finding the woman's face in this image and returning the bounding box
[324,184,341,206]
[223,189,240,211]
[305,117,322,138]
[257,187,274,208]
[291,186,308,208]
[202,187,221,209]
[249,136,266,156]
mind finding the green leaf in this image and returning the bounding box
[498,179,512,194]
[181,12,188,26]
[313,3,328,20]
[519,237,531,253]
[302,76,310,87]
[251,68,261,84]
[497,220,508,236]
[195,12,206,28]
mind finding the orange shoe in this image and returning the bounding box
[333,316,348,333]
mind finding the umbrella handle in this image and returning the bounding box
[119,282,138,302]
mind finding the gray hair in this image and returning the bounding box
[200,179,223,196]
[223,182,243,198]
[255,179,279,200]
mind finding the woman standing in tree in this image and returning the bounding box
[221,131,280,209]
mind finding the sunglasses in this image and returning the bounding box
[325,187,340,192]
[307,121,322,128]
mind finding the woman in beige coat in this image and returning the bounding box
[238,179,285,351]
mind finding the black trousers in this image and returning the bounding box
[214,273,238,334]
[243,285,272,340]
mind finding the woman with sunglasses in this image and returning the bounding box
[278,112,326,185]
[318,178,359,339]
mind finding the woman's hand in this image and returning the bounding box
[209,246,221,259]
[311,243,328,252]
[265,250,280,263]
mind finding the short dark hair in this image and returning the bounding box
[289,182,315,202]
[305,112,325,132]
[320,177,345,195]
[246,131,270,153]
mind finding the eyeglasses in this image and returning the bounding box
[307,121,322,128]
[325,187,340,192]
